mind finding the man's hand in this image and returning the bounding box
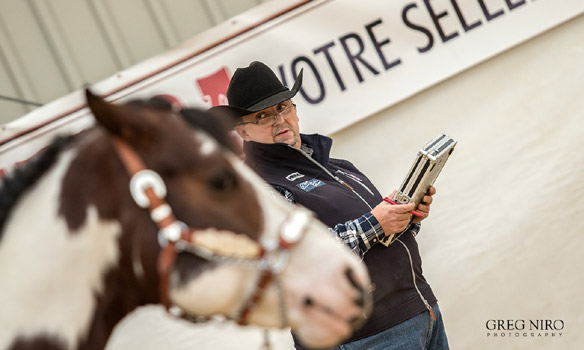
[411,186,436,224]
[371,195,416,236]
[371,186,437,235]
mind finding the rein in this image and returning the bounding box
[111,137,311,326]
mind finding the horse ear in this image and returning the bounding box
[85,88,149,142]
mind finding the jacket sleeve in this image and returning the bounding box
[273,185,420,258]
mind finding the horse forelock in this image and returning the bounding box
[115,100,237,169]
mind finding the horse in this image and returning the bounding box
[0,90,371,350]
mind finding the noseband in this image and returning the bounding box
[112,137,311,327]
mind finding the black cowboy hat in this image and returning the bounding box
[210,61,303,119]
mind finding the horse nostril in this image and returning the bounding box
[304,296,314,308]
[354,288,365,308]
[345,267,365,307]
[345,267,360,289]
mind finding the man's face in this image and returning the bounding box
[235,100,301,149]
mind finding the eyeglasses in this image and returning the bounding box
[237,104,296,127]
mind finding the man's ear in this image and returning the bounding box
[235,125,252,141]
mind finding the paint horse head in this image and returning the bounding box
[0,90,371,350]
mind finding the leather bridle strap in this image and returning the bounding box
[111,138,190,309]
[234,209,311,326]
[111,137,313,327]
[236,268,274,326]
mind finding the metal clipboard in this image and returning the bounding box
[380,133,457,246]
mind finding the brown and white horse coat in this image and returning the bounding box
[0,91,371,350]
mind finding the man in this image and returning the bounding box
[211,61,448,350]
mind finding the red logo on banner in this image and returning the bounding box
[195,67,231,107]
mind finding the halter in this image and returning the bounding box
[111,137,311,326]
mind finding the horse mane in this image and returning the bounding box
[0,135,74,240]
[126,96,238,153]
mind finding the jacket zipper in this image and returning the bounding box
[396,238,436,321]
[335,169,375,196]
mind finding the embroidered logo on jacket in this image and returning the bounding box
[296,179,325,192]
[286,172,305,181]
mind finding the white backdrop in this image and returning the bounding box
[330,14,584,350]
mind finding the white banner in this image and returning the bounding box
[1,0,583,172]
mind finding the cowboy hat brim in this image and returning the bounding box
[209,70,303,120]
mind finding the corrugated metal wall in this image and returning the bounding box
[0,0,268,124]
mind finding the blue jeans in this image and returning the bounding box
[336,304,449,350]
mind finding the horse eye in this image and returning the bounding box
[208,168,238,192]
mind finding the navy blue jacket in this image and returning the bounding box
[244,134,437,344]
